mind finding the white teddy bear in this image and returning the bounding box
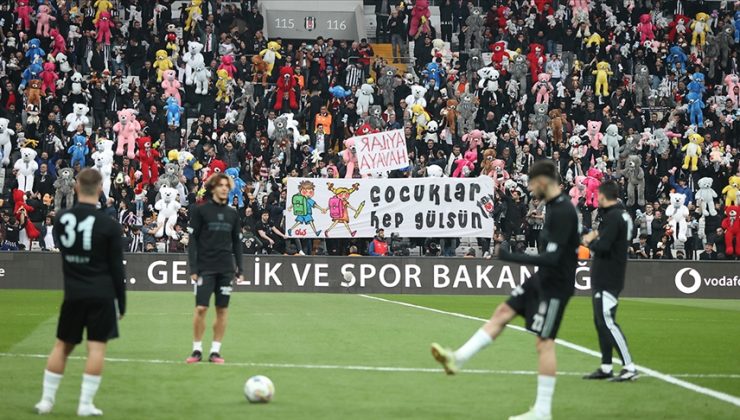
[65,103,90,133]
[0,117,15,166]
[477,67,500,93]
[14,147,38,192]
[183,41,205,86]
[355,83,374,116]
[405,84,428,108]
[92,139,114,198]
[666,192,689,243]
[155,186,181,239]
[695,177,718,216]
[193,64,211,95]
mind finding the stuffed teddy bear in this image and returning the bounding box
[681,133,704,171]
[14,147,38,192]
[204,159,226,181]
[440,98,458,139]
[465,6,485,51]
[593,61,613,97]
[480,149,496,177]
[114,108,140,159]
[409,0,431,38]
[183,41,205,86]
[55,53,72,74]
[716,23,735,69]
[532,72,553,104]
[92,139,114,197]
[225,167,247,207]
[15,0,32,30]
[65,103,90,134]
[161,69,181,104]
[405,84,427,108]
[68,134,89,169]
[489,41,510,72]
[153,49,173,82]
[354,83,374,116]
[685,91,705,128]
[137,136,160,186]
[411,104,431,139]
[155,187,181,239]
[377,65,397,106]
[696,177,718,216]
[192,64,211,95]
[259,41,282,76]
[637,13,656,44]
[668,14,691,42]
[342,137,359,179]
[424,62,445,90]
[26,79,43,109]
[184,0,203,32]
[691,12,712,47]
[624,155,645,206]
[586,120,603,150]
[53,168,76,212]
[13,189,40,245]
[95,11,113,45]
[548,109,563,146]
[527,43,546,83]
[0,118,14,166]
[569,175,587,207]
[452,150,477,177]
[531,103,549,140]
[584,167,603,208]
[490,159,510,189]
[456,92,478,135]
[274,66,298,112]
[69,71,84,96]
[268,113,300,147]
[164,96,184,127]
[722,205,740,256]
[40,62,58,96]
[368,105,384,131]
[666,192,689,243]
[215,69,232,103]
[723,176,740,206]
[467,48,483,81]
[477,66,500,93]
[36,4,56,37]
[25,39,45,65]
[509,54,529,97]
[217,54,238,78]
[603,124,622,161]
[50,29,67,56]
[633,64,651,107]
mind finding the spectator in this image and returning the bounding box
[368,229,389,256]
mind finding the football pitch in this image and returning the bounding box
[1,290,739,419]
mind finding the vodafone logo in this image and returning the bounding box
[674,268,702,294]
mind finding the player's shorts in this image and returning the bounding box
[56,298,119,344]
[506,276,570,340]
[195,272,234,308]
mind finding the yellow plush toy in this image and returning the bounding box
[153,49,174,82]
[411,104,430,140]
[722,176,740,206]
[592,61,613,97]
[215,69,232,102]
[690,12,712,47]
[681,133,704,171]
[185,0,203,32]
[585,33,604,48]
[259,41,282,76]
[93,0,113,24]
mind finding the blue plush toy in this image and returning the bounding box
[68,134,89,169]
[164,96,184,126]
[686,91,705,128]
[666,45,688,74]
[734,11,740,43]
[25,39,45,64]
[225,167,246,207]
[20,62,43,89]
[328,85,352,99]
[687,72,706,96]
[423,61,446,91]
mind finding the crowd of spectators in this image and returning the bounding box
[0,0,738,260]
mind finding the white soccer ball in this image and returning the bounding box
[244,375,275,403]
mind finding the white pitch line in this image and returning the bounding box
[358,294,740,408]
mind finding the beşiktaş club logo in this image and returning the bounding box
[674,268,740,294]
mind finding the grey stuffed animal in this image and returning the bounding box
[624,154,645,206]
[603,124,622,162]
[465,6,485,51]
[633,64,651,107]
[530,103,549,140]
[651,129,671,155]
[368,105,384,130]
[703,34,720,79]
[618,133,640,170]
[716,24,735,68]
[509,55,528,97]
[377,65,397,106]
[456,92,478,135]
[466,48,483,81]
[157,162,181,189]
[53,168,75,212]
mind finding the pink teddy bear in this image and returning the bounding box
[161,70,182,104]
[50,28,67,56]
[95,11,113,45]
[724,74,739,108]
[114,109,141,159]
[341,137,359,179]
[408,0,431,37]
[569,175,587,206]
[40,62,58,96]
[462,129,484,152]
[586,120,603,150]
[637,14,656,44]
[15,0,33,31]
[533,72,553,104]
[36,4,56,37]
[452,150,478,177]
[491,159,510,190]
[584,167,603,207]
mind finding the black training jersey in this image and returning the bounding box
[501,193,579,298]
[187,200,244,276]
[589,202,631,292]
[54,203,127,315]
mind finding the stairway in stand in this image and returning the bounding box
[372,43,408,74]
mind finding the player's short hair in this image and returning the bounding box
[76,168,102,197]
[528,160,559,182]
[205,173,234,192]
[599,180,620,200]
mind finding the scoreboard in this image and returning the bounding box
[261,0,366,40]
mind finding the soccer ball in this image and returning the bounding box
[244,375,275,403]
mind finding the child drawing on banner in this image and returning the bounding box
[287,180,327,236]
[324,182,364,238]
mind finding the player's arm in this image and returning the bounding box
[589,211,620,253]
[108,222,127,317]
[499,206,575,268]
[187,205,202,278]
[231,212,244,276]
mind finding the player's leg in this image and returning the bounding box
[209,273,233,364]
[77,341,107,416]
[188,274,213,363]
[584,291,615,379]
[602,291,638,382]
[36,340,75,414]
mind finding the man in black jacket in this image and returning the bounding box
[582,181,638,382]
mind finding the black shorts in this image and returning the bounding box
[56,298,119,344]
[195,272,234,308]
[506,276,570,339]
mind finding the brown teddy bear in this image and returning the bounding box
[251,55,268,86]
[26,79,44,108]
[548,108,563,146]
[481,149,496,177]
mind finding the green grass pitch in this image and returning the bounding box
[1,290,739,419]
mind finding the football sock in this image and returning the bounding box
[210,341,222,354]
[601,364,613,374]
[624,362,636,372]
[193,341,203,352]
[41,369,63,403]
[534,375,556,417]
[454,328,492,366]
[79,374,101,406]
